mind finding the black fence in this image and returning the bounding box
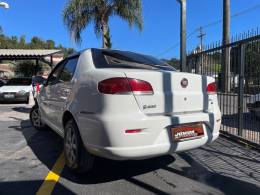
[187,30,260,145]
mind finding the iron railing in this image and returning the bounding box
[187,30,260,145]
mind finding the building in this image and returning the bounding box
[0,49,63,79]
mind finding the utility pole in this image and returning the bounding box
[197,27,206,74]
[177,0,187,72]
[221,0,231,92]
[197,27,206,52]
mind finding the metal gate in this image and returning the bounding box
[187,31,260,145]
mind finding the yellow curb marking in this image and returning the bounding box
[36,152,65,195]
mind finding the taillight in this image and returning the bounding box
[128,78,153,95]
[98,77,154,95]
[207,82,217,94]
[125,129,143,134]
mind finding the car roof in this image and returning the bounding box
[68,48,145,58]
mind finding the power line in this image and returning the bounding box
[203,3,260,29]
[157,2,260,58]
[157,29,197,57]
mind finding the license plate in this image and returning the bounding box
[4,94,15,99]
[171,123,204,141]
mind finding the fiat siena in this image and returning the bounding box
[30,49,221,173]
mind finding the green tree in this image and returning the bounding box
[0,34,75,57]
[105,27,112,49]
[14,61,36,77]
[46,40,55,49]
[29,36,45,49]
[10,36,18,48]
[19,35,27,49]
[162,58,180,70]
[63,0,143,48]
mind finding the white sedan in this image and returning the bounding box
[30,48,221,173]
[0,77,32,103]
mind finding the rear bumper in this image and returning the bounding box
[86,132,219,160]
[0,94,29,103]
[79,111,221,160]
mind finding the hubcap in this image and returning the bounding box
[31,108,43,128]
[65,126,77,166]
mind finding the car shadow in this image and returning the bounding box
[0,180,76,195]
[9,119,64,170]
[12,106,31,114]
[163,152,260,195]
[10,119,260,195]
[62,155,176,184]
[12,119,176,184]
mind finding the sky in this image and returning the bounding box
[0,0,260,59]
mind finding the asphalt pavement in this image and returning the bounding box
[0,104,260,195]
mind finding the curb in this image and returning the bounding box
[220,131,260,152]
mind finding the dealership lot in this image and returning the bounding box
[0,104,260,195]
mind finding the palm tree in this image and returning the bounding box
[63,0,143,49]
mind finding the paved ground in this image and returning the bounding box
[0,104,260,195]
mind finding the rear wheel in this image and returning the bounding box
[30,105,46,131]
[64,119,95,173]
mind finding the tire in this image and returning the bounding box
[64,119,95,173]
[30,104,47,131]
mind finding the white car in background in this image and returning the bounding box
[0,77,32,103]
[30,48,221,173]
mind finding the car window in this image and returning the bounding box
[92,49,176,71]
[59,57,78,82]
[47,62,65,85]
[0,80,5,87]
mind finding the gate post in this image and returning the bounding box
[238,44,245,136]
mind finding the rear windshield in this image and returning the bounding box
[6,78,32,86]
[92,49,175,71]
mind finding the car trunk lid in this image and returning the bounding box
[123,70,213,115]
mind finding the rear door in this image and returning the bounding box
[51,56,79,131]
[39,60,65,129]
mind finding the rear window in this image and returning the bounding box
[59,57,78,82]
[6,78,32,86]
[92,49,175,71]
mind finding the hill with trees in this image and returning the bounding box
[0,33,75,57]
[0,33,75,78]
